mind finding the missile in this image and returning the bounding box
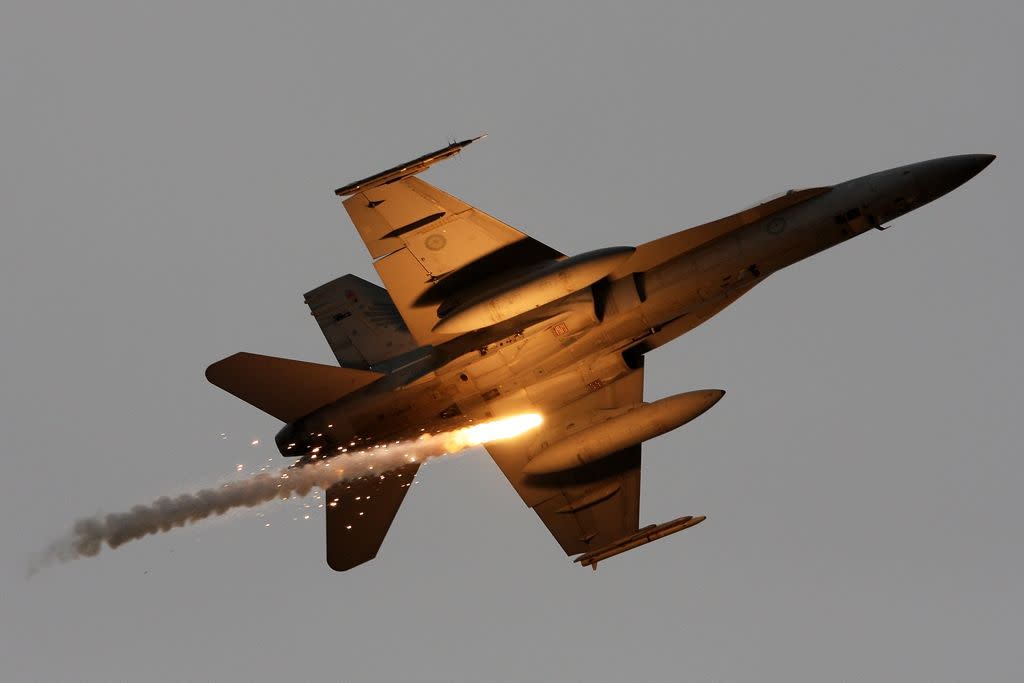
[574,515,706,570]
[334,134,486,197]
[432,246,636,334]
[522,389,725,475]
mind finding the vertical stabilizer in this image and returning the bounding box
[304,274,419,371]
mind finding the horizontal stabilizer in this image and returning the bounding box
[325,462,420,571]
[205,352,382,423]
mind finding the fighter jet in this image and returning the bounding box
[206,137,993,571]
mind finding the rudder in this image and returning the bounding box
[305,274,419,371]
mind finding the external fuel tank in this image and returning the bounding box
[522,389,725,474]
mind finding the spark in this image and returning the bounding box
[250,439,260,447]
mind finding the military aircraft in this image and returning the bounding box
[207,137,993,571]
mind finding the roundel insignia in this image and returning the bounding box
[766,217,787,235]
[425,234,447,251]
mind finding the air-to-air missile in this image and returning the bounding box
[333,134,487,197]
[522,390,726,475]
[574,515,707,570]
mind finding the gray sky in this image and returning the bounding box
[2,1,1021,681]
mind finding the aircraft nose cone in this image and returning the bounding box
[955,153,996,180]
[915,154,995,202]
[974,153,997,168]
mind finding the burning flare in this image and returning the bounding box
[442,412,543,451]
[29,413,542,574]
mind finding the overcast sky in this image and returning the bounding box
[2,2,1021,681]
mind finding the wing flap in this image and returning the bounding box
[373,248,448,347]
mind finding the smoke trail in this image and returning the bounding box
[30,413,541,574]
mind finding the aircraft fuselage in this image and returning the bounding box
[278,155,992,459]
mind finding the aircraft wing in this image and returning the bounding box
[324,462,420,571]
[483,369,645,556]
[337,142,563,346]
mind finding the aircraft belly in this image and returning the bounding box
[432,306,603,407]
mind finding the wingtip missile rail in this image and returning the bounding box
[334,133,486,197]
[574,515,707,570]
